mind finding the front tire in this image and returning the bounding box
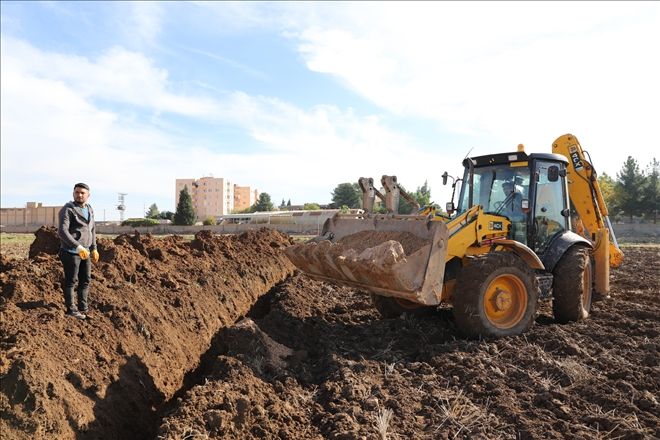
[552,245,593,323]
[453,252,539,338]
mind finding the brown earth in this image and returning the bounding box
[338,231,429,255]
[156,246,660,440]
[1,230,658,439]
[1,227,295,439]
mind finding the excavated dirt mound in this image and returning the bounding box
[0,228,295,439]
[158,247,659,440]
[338,230,429,255]
[28,226,61,259]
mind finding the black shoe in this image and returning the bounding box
[66,310,86,320]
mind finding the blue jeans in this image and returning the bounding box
[59,249,91,313]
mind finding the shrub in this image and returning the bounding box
[121,218,159,227]
[202,216,217,226]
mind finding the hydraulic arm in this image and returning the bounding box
[552,134,624,295]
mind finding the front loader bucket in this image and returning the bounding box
[284,214,449,306]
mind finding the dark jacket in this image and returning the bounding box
[58,202,96,251]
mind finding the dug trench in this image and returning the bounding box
[0,227,296,439]
[1,229,659,439]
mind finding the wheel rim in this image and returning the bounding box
[483,274,528,329]
[582,261,592,309]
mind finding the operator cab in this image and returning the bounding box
[453,151,571,254]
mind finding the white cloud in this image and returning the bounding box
[1,37,219,118]
[6,2,656,222]
[285,2,660,176]
[1,36,446,219]
[125,2,164,47]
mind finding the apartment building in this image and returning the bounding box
[175,177,235,219]
[233,185,259,212]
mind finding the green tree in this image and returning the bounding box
[174,185,196,225]
[281,198,286,208]
[287,199,292,207]
[597,172,616,211]
[641,158,659,223]
[615,156,644,221]
[303,203,321,210]
[331,183,361,209]
[415,180,432,207]
[253,192,274,212]
[397,182,431,214]
[159,211,175,221]
[145,203,159,219]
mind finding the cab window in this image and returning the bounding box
[533,161,568,251]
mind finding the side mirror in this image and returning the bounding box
[446,202,455,214]
[548,166,559,182]
[442,171,449,186]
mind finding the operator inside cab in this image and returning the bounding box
[501,179,527,243]
[501,180,523,215]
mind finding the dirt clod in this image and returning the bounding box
[338,230,428,255]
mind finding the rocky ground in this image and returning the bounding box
[1,229,658,439]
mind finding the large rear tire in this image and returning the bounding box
[552,245,593,323]
[370,294,435,318]
[453,252,539,338]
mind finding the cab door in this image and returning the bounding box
[531,160,570,253]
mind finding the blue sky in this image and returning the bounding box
[2,2,658,220]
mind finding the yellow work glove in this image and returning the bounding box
[91,249,99,264]
[76,245,90,260]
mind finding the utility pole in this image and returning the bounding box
[117,193,127,223]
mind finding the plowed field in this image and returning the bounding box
[1,229,658,439]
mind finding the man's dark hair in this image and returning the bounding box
[74,183,90,191]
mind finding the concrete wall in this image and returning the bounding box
[1,223,326,236]
[610,223,659,243]
[3,221,657,242]
[1,205,61,227]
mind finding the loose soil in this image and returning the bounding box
[1,227,295,439]
[1,230,658,439]
[338,231,428,255]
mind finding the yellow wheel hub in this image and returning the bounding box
[483,274,527,329]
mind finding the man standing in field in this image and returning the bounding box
[57,183,99,320]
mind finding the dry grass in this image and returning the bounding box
[382,362,396,378]
[374,406,394,440]
[156,424,209,440]
[433,389,499,438]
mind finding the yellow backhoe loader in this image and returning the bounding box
[285,134,624,338]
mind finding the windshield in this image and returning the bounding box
[457,164,530,215]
